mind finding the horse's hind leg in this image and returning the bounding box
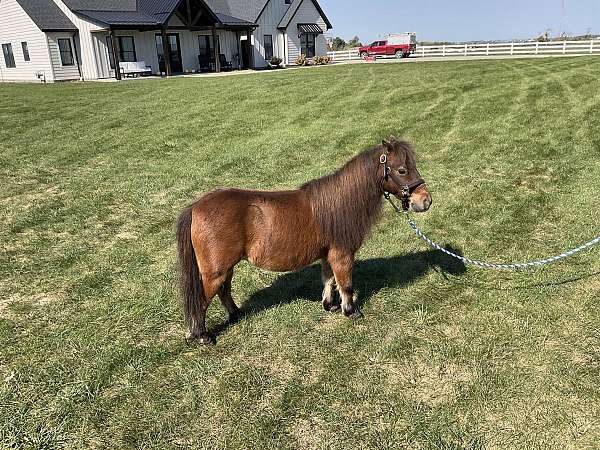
[219,269,240,323]
[192,270,232,345]
[321,258,340,312]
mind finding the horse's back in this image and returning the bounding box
[191,188,324,272]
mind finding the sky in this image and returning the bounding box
[319,0,599,43]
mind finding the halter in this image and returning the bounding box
[379,153,426,211]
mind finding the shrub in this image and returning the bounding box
[294,54,308,66]
[311,55,332,65]
[269,56,282,68]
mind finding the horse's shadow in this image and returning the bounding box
[211,247,466,337]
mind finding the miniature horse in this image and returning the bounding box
[177,136,432,344]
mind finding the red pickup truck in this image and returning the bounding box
[359,33,417,59]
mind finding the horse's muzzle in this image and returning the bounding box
[409,185,432,212]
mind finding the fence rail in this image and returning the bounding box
[327,40,600,62]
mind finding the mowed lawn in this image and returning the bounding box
[1,57,600,449]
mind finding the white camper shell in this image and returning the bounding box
[387,33,417,46]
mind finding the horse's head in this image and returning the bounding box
[379,136,432,213]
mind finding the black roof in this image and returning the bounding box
[15,0,77,31]
[204,0,269,23]
[75,10,161,26]
[61,0,137,11]
[215,13,257,27]
[17,0,328,30]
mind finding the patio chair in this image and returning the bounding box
[219,54,233,71]
[198,54,214,72]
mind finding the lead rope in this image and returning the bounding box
[384,195,600,270]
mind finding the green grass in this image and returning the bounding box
[1,58,599,449]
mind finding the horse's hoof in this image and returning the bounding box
[228,312,240,324]
[198,333,215,345]
[323,301,341,313]
[343,305,363,319]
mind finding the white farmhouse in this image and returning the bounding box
[0,0,332,82]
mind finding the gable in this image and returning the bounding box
[14,0,77,31]
[278,0,331,30]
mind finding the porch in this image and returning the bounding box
[87,0,257,80]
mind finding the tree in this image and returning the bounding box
[346,36,362,48]
[331,37,346,51]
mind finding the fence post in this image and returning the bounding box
[486,43,490,55]
[422,46,425,57]
[442,45,445,57]
[591,40,595,54]
[563,41,567,54]
[464,43,467,56]
[510,42,514,55]
[535,42,539,55]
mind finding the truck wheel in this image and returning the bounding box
[360,52,368,59]
[395,50,403,59]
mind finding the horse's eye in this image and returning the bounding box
[398,167,408,176]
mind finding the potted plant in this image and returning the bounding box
[268,56,283,69]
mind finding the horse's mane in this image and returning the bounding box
[300,145,384,251]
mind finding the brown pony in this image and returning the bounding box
[177,136,432,344]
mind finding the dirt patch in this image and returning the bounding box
[383,357,474,407]
[289,417,331,450]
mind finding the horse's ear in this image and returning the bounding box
[389,134,398,142]
[382,139,394,152]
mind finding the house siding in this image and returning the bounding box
[0,0,54,82]
[51,0,106,80]
[46,32,80,80]
[285,0,327,64]
[253,0,292,67]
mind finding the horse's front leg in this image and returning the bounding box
[328,249,362,319]
[321,258,339,312]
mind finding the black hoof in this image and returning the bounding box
[185,332,215,345]
[198,333,215,345]
[323,300,341,313]
[228,312,240,324]
[343,305,363,319]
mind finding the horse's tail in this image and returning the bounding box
[176,205,204,330]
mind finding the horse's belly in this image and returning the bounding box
[247,241,323,272]
[245,199,324,272]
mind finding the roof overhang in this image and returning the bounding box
[298,23,324,34]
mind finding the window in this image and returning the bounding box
[21,42,30,61]
[300,33,316,58]
[264,35,273,61]
[105,36,136,69]
[198,35,219,56]
[118,36,136,62]
[2,43,15,68]
[285,0,291,4]
[57,38,74,66]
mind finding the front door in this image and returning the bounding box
[155,33,183,73]
[241,37,250,69]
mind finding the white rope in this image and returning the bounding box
[386,197,600,270]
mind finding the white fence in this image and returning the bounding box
[327,40,600,62]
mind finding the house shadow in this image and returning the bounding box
[210,247,466,338]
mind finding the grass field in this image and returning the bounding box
[1,57,600,449]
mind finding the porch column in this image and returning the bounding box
[212,26,220,72]
[161,28,172,77]
[246,28,254,69]
[108,29,121,80]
